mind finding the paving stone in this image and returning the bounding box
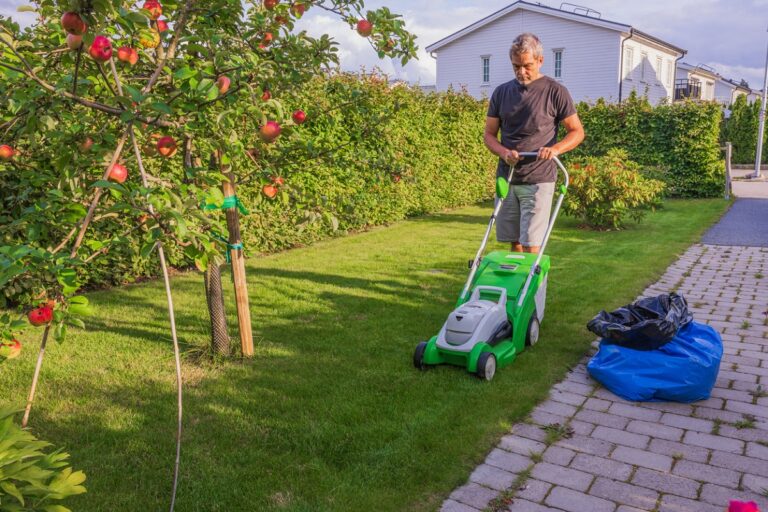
[709,450,768,478]
[630,467,699,499]
[693,406,745,423]
[742,473,768,496]
[719,370,759,383]
[553,381,594,397]
[659,412,714,433]
[535,400,579,418]
[555,434,614,457]
[530,410,570,428]
[682,430,744,454]
[542,446,576,466]
[574,409,629,430]
[449,483,498,510]
[607,402,663,422]
[486,449,534,474]
[469,464,517,492]
[550,389,587,407]
[672,459,740,487]
[530,462,594,492]
[648,438,710,463]
[499,435,547,457]
[592,425,649,449]
[699,482,768,510]
[616,506,646,512]
[589,477,659,510]
[583,397,612,412]
[570,453,633,481]
[544,486,616,512]
[726,400,768,419]
[441,499,480,512]
[592,387,632,403]
[610,446,673,472]
[516,479,552,503]
[507,499,565,512]
[746,441,768,459]
[512,423,548,442]
[658,494,723,512]
[626,420,683,442]
[568,419,596,436]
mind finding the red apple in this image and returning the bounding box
[261,90,271,101]
[143,0,163,19]
[28,306,53,326]
[262,184,278,198]
[108,163,128,183]
[216,75,231,94]
[356,19,373,37]
[66,33,83,50]
[290,2,306,17]
[78,137,94,153]
[262,32,273,46]
[61,12,87,35]
[156,19,169,32]
[156,136,177,157]
[0,144,14,160]
[117,46,139,65]
[270,176,284,186]
[275,15,288,25]
[263,0,279,10]
[89,35,112,62]
[292,110,306,124]
[0,339,21,360]
[259,121,281,142]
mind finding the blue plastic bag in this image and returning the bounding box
[587,321,723,402]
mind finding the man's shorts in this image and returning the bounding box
[496,182,555,247]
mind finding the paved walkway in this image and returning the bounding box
[442,182,768,512]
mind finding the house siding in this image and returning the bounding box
[675,67,717,101]
[434,9,620,103]
[619,37,678,104]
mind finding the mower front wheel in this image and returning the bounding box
[477,352,497,381]
[526,314,540,347]
[413,342,429,371]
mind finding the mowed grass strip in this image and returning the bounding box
[0,198,728,511]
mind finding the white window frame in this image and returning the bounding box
[623,47,634,80]
[481,55,490,84]
[666,60,673,87]
[552,48,563,79]
[640,51,648,82]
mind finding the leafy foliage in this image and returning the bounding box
[568,93,724,198]
[563,149,665,229]
[0,408,86,512]
[721,95,767,164]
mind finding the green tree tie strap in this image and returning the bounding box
[210,233,244,264]
[203,195,249,215]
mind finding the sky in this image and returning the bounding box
[1,0,767,89]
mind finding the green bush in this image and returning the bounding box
[563,149,665,229]
[568,93,724,198]
[721,95,767,164]
[0,408,86,512]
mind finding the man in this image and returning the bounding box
[484,33,584,254]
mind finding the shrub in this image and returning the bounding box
[563,149,665,229]
[0,407,86,512]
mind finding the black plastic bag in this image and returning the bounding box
[587,293,693,350]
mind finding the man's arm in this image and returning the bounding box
[538,113,585,160]
[484,116,519,165]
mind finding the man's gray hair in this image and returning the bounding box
[509,33,543,60]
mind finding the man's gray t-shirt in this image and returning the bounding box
[487,76,576,184]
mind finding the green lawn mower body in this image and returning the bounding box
[413,154,569,381]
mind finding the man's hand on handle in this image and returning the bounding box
[503,149,520,166]
[537,146,560,160]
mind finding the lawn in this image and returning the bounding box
[0,198,728,511]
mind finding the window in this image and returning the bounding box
[482,56,490,83]
[655,57,662,82]
[553,49,563,79]
[623,47,634,79]
[666,60,673,87]
[706,81,714,100]
[640,51,648,81]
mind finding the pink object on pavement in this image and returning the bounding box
[729,501,760,512]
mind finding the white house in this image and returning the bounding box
[425,1,686,104]
[676,62,758,105]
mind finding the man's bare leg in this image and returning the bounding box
[511,243,540,253]
[511,242,524,252]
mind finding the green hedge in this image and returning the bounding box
[720,95,767,165]
[2,80,728,302]
[568,93,724,197]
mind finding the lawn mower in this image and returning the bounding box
[413,153,569,381]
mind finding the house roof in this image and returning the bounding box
[425,1,685,56]
[678,62,720,80]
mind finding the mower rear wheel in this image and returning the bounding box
[526,314,540,346]
[477,352,496,381]
[413,342,428,370]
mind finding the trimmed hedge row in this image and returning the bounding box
[2,79,726,300]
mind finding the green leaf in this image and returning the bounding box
[123,84,144,104]
[149,102,172,115]
[1,481,24,505]
[17,5,36,12]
